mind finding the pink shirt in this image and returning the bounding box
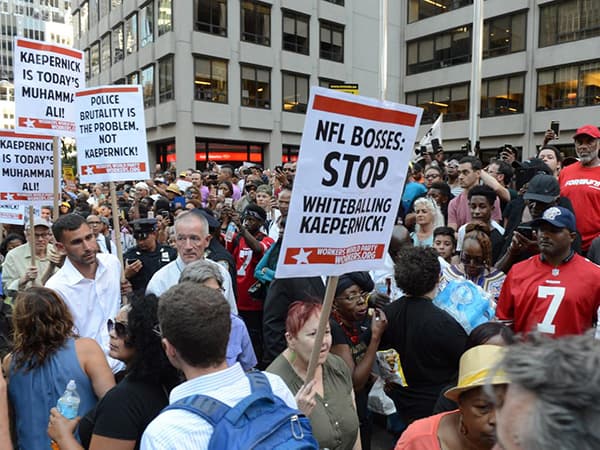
[395,411,456,450]
[448,190,502,229]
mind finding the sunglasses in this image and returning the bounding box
[107,318,129,338]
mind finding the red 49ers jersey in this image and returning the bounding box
[496,254,600,336]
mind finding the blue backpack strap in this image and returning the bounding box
[219,371,276,423]
[162,394,231,427]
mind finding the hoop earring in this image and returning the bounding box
[459,415,468,436]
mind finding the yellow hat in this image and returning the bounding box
[444,345,509,402]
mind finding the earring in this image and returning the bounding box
[459,415,468,436]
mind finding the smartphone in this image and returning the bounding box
[431,138,441,152]
[516,224,534,240]
[147,211,155,218]
[550,121,560,138]
[217,189,224,197]
[224,198,233,207]
[126,258,139,265]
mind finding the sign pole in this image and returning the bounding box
[109,182,125,283]
[28,205,37,269]
[53,136,60,221]
[305,276,339,383]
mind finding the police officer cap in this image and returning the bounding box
[131,218,157,234]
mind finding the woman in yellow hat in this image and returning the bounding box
[395,344,508,450]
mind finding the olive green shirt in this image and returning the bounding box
[267,353,359,450]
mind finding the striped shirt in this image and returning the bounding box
[140,363,297,450]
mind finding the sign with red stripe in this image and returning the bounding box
[76,85,149,183]
[275,87,423,278]
[0,131,56,206]
[14,37,84,137]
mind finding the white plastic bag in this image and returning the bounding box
[367,377,396,416]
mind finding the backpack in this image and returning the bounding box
[162,371,318,450]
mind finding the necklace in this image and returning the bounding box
[332,310,360,345]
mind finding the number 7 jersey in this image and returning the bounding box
[496,254,600,336]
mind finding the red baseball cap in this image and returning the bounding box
[573,125,600,139]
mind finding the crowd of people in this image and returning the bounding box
[0,125,600,449]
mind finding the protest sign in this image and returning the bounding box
[0,131,55,205]
[76,85,149,183]
[0,204,25,225]
[276,87,422,278]
[14,37,84,136]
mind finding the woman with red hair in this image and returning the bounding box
[267,301,361,450]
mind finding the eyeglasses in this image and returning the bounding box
[460,254,485,266]
[34,232,51,239]
[87,221,101,226]
[152,324,162,337]
[336,291,368,304]
[107,318,129,338]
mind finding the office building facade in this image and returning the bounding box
[72,0,600,169]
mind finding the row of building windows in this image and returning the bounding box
[74,0,172,41]
[408,59,600,124]
[407,11,527,75]
[194,0,345,62]
[408,0,600,50]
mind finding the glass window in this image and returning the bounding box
[241,65,270,108]
[483,12,526,59]
[241,1,271,46]
[140,2,154,48]
[407,26,471,75]
[194,56,228,103]
[540,0,600,47]
[536,61,600,110]
[125,13,138,55]
[320,21,344,62]
[127,71,139,85]
[282,72,309,113]
[408,0,473,24]
[195,0,227,35]
[89,0,98,27]
[481,74,525,117]
[90,42,100,77]
[112,23,124,63]
[158,0,173,36]
[73,10,80,40]
[324,0,344,5]
[80,1,88,32]
[101,33,111,72]
[282,10,309,55]
[158,55,174,102]
[85,48,90,80]
[406,82,470,123]
[141,65,155,107]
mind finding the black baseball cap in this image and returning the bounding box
[523,174,559,204]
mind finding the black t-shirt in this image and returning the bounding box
[79,377,169,450]
[123,244,177,294]
[379,296,467,422]
[330,317,371,365]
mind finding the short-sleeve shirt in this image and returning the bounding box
[559,163,600,251]
[496,253,600,336]
[267,353,360,450]
[79,377,169,450]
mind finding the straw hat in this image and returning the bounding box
[166,183,182,195]
[444,345,509,402]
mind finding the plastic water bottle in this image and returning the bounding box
[595,306,600,340]
[225,222,237,243]
[57,379,80,419]
[51,380,80,449]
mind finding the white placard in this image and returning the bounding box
[14,37,84,136]
[0,130,56,205]
[275,87,423,278]
[0,204,26,225]
[76,85,149,183]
